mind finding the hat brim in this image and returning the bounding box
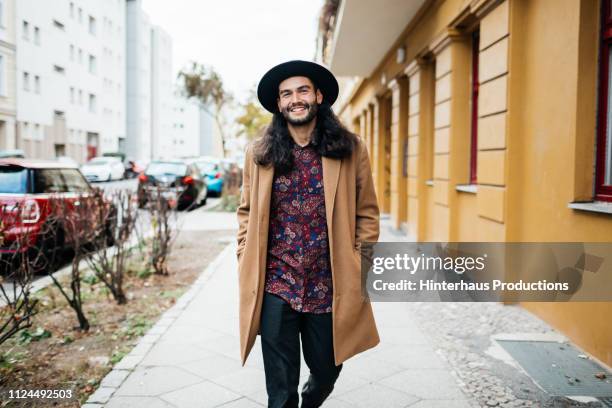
[257,60,339,114]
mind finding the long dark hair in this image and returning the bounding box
[252,102,358,174]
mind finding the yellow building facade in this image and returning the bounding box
[325,0,612,367]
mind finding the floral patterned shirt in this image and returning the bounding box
[264,140,333,314]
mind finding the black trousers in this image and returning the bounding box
[260,292,343,408]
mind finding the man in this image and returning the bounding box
[236,60,380,408]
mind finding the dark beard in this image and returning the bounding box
[282,102,319,126]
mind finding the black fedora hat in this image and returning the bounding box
[257,60,339,114]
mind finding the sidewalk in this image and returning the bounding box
[84,214,476,408]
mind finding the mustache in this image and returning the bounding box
[285,102,311,112]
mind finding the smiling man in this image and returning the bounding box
[236,60,381,408]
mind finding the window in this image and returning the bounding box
[0,54,4,96]
[60,169,90,192]
[88,16,96,35]
[596,0,612,201]
[22,20,29,40]
[34,75,40,93]
[88,55,96,74]
[70,44,74,61]
[145,162,187,176]
[0,165,28,194]
[23,72,29,91]
[78,8,82,23]
[78,89,83,105]
[78,48,83,64]
[470,29,480,185]
[33,169,66,193]
[34,26,40,45]
[88,93,96,112]
[70,87,74,103]
[0,0,5,28]
[69,2,74,18]
[54,143,65,157]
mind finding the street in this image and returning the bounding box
[0,177,223,299]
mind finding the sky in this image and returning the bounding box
[141,0,325,105]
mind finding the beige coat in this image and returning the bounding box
[236,136,380,366]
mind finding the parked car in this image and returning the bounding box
[102,152,134,178]
[193,157,224,197]
[136,160,207,210]
[0,149,26,159]
[55,156,79,167]
[0,159,115,272]
[80,157,125,182]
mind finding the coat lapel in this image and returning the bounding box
[257,163,274,248]
[322,156,341,229]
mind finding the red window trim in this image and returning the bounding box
[470,29,480,185]
[596,0,612,201]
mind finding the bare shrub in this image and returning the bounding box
[0,204,39,345]
[83,189,138,305]
[147,187,179,276]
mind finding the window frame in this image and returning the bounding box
[22,20,29,40]
[0,0,5,29]
[0,54,5,96]
[596,0,612,201]
[23,71,29,91]
[470,29,480,185]
[88,93,96,113]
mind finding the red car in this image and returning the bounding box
[0,158,115,272]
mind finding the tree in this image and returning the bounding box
[177,62,233,157]
[236,90,271,141]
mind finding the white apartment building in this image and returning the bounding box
[125,0,151,162]
[15,0,126,162]
[168,92,200,159]
[126,0,174,162]
[98,0,127,155]
[200,105,223,158]
[169,90,225,159]
[150,25,173,160]
[0,0,17,151]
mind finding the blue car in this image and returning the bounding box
[195,159,224,197]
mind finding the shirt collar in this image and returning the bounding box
[292,138,315,149]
